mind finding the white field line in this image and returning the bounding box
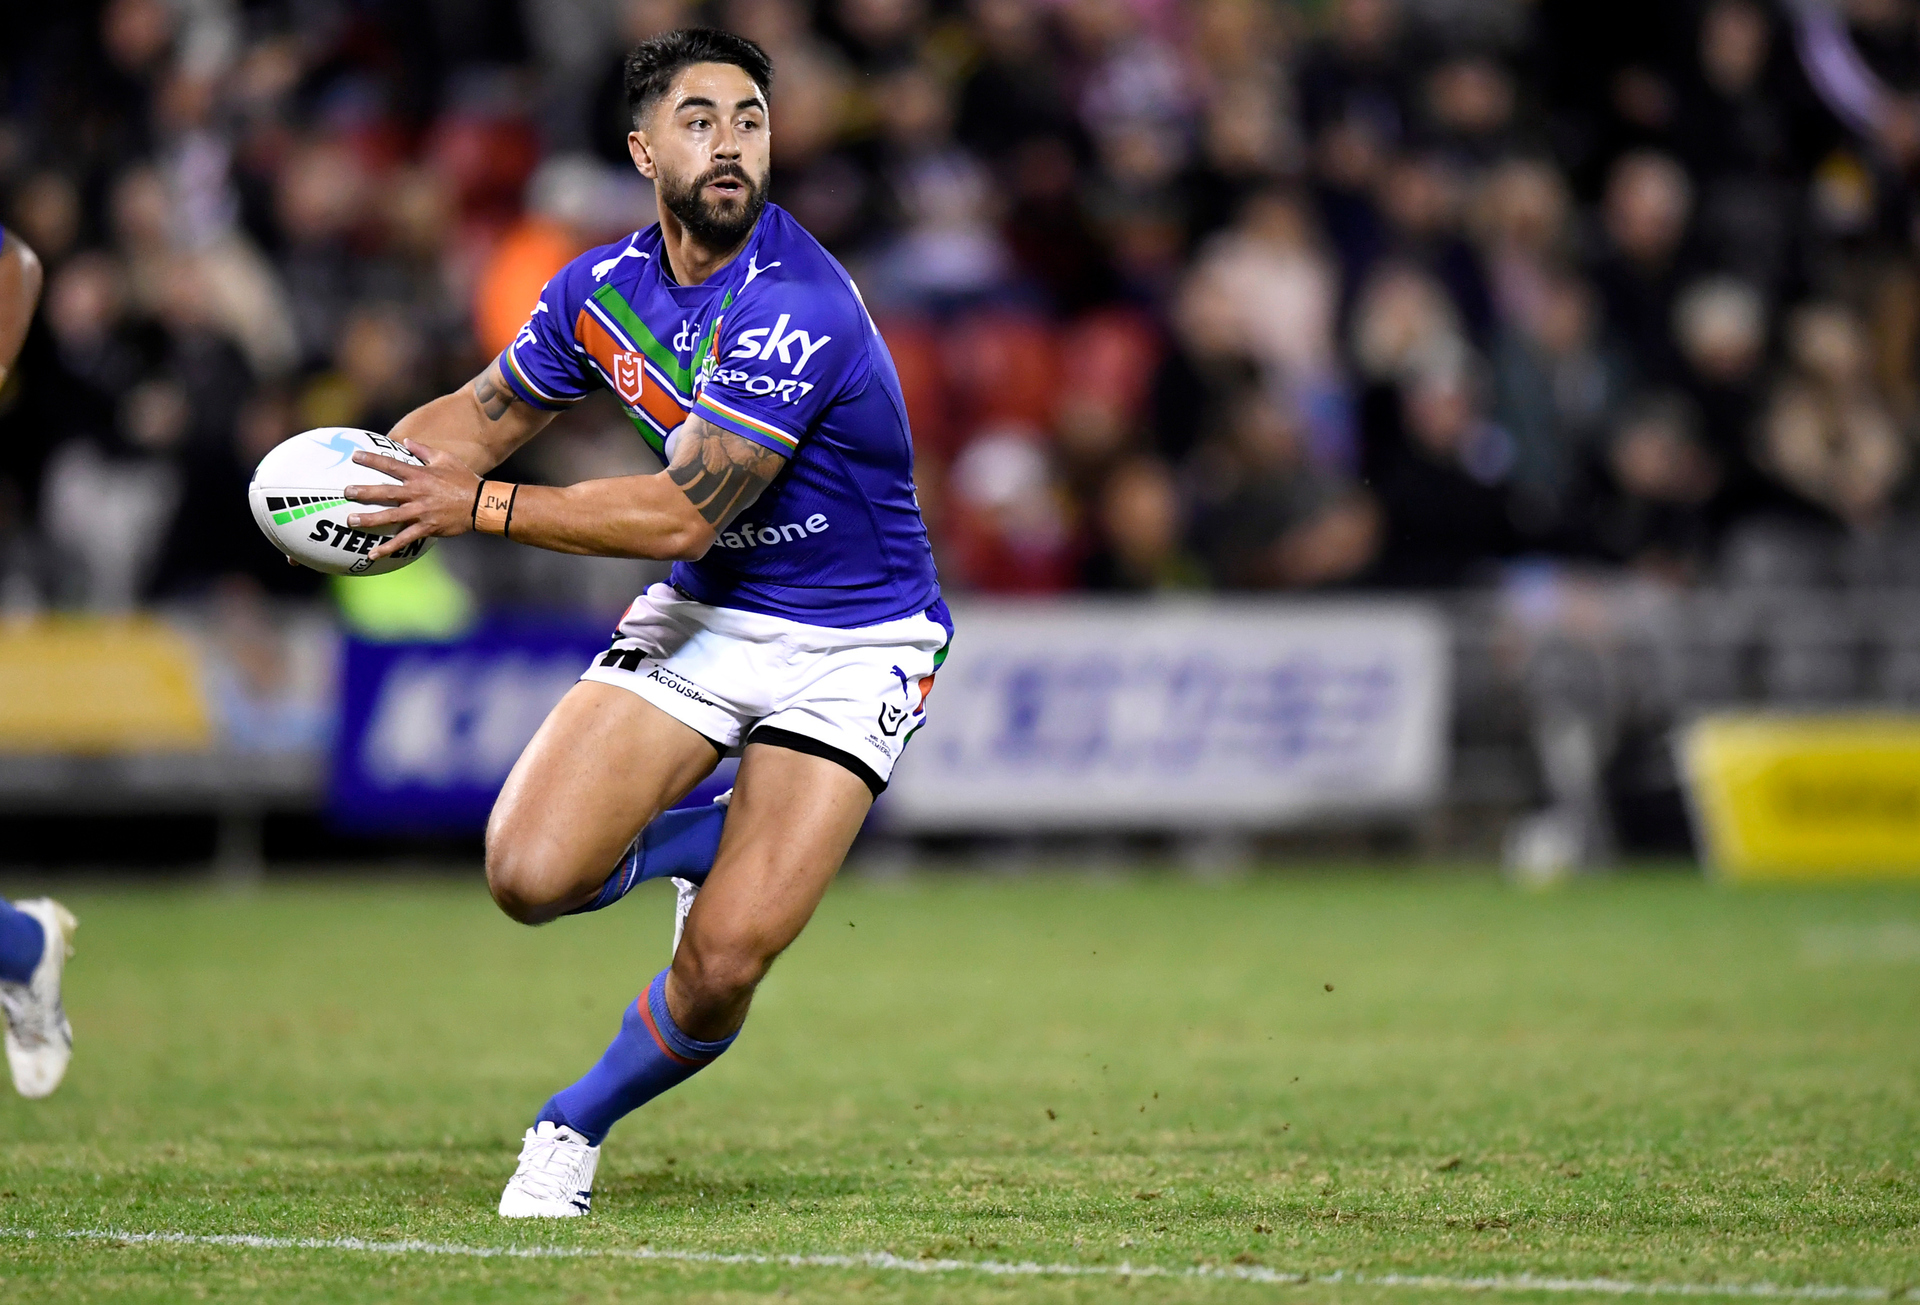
[1,1227,1913,1300]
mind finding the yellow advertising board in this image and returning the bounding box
[1680,713,1920,881]
[0,617,211,752]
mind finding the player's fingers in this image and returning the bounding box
[403,438,445,464]
[343,483,407,504]
[368,521,432,561]
[346,506,414,530]
[351,451,415,479]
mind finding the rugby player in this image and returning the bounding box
[342,28,948,1217]
[0,224,80,1100]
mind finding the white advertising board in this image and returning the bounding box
[884,599,1451,830]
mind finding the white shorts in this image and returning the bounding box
[579,584,951,794]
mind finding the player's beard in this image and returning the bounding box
[659,161,768,248]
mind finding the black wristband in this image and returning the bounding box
[469,481,485,531]
[502,484,520,541]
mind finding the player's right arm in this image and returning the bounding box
[0,228,45,386]
[384,357,555,476]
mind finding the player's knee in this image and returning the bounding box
[484,830,558,926]
[673,934,770,1007]
[485,861,543,925]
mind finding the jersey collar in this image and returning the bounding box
[652,208,775,303]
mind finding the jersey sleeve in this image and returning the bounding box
[690,277,868,457]
[496,264,594,411]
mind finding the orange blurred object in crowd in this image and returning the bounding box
[473,218,588,359]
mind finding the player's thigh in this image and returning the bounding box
[488,681,720,915]
[675,741,873,984]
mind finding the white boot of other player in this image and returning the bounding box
[2,898,77,1099]
[499,1121,600,1217]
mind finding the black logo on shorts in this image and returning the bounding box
[598,644,650,673]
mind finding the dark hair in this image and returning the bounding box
[624,28,774,126]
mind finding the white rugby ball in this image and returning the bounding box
[248,428,436,576]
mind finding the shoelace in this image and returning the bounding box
[511,1135,586,1202]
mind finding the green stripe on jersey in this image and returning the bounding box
[591,284,691,392]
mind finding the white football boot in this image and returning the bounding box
[499,1121,601,1217]
[670,787,731,958]
[1,898,77,1099]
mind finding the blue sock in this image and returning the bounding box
[538,970,738,1145]
[566,802,727,916]
[0,901,45,984]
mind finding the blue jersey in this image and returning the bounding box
[497,204,945,631]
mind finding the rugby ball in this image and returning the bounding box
[248,428,436,576]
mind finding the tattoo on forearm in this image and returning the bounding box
[670,460,755,524]
[475,371,514,422]
[667,421,787,527]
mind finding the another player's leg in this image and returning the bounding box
[0,897,77,1098]
[484,682,723,924]
[500,741,871,1217]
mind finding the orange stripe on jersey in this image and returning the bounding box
[575,309,689,432]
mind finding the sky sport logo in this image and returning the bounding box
[729,314,831,372]
[705,367,814,404]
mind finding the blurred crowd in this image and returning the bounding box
[8,0,1920,615]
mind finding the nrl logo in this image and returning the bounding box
[613,352,645,406]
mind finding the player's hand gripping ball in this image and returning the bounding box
[248,428,439,576]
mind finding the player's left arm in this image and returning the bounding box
[346,413,785,561]
[0,229,45,386]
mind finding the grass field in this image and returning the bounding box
[0,868,1916,1303]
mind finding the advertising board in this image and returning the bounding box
[1681,713,1920,880]
[884,600,1451,830]
[331,616,609,832]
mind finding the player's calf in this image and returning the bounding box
[530,968,741,1154]
[505,911,780,1214]
[565,790,731,917]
